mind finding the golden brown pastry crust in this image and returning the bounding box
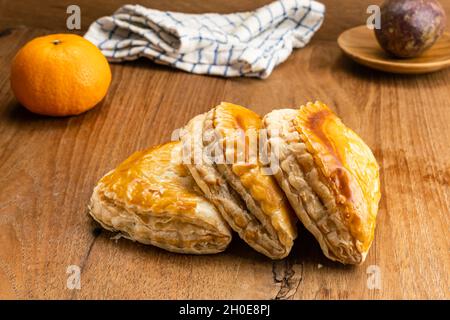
[264,102,380,264]
[88,142,232,254]
[181,102,297,259]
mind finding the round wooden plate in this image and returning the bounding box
[337,25,450,74]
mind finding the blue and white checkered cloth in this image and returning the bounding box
[84,0,325,79]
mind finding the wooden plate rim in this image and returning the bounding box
[337,25,450,73]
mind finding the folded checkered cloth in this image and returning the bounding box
[84,0,325,79]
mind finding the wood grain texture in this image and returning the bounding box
[0,1,449,300]
[338,26,450,74]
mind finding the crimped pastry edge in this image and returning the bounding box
[181,113,293,259]
[204,107,295,257]
[264,109,365,264]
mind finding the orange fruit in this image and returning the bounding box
[10,34,111,116]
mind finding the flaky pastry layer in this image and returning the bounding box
[88,142,231,254]
[181,103,297,259]
[264,102,380,264]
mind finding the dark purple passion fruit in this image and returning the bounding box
[375,0,447,58]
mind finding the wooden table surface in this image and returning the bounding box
[0,0,449,300]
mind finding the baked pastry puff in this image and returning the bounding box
[263,101,381,264]
[88,141,232,254]
[181,102,297,259]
